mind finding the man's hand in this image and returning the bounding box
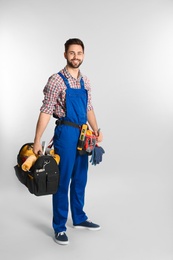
[94,129,103,143]
[33,141,43,155]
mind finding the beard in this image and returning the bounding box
[67,59,83,68]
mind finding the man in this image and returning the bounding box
[33,38,103,245]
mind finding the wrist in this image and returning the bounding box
[34,137,41,144]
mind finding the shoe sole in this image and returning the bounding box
[54,238,69,245]
[73,226,101,231]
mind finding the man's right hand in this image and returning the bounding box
[33,141,42,155]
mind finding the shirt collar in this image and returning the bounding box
[63,66,83,81]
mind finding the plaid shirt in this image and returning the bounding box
[40,67,93,118]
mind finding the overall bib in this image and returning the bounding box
[53,72,88,233]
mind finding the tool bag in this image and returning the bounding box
[14,142,60,196]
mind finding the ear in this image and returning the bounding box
[64,52,67,59]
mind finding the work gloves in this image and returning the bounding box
[90,146,105,165]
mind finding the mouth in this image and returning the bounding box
[67,59,83,68]
[72,59,79,62]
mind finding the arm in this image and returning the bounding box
[87,110,103,143]
[33,112,51,154]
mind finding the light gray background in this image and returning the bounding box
[1,0,173,259]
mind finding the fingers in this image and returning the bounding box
[37,150,43,156]
[33,142,43,155]
[90,129,103,144]
[95,131,103,143]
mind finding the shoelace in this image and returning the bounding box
[58,232,65,236]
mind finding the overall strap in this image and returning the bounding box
[58,72,85,89]
[58,72,70,88]
[80,78,85,89]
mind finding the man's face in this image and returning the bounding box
[64,44,84,68]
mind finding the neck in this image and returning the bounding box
[66,65,79,79]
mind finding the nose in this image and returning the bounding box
[74,53,77,59]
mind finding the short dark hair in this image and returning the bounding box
[64,38,85,53]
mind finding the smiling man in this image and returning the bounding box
[33,38,103,245]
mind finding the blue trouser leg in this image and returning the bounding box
[70,152,88,225]
[52,125,88,233]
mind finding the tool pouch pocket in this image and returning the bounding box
[15,155,60,196]
[77,128,96,156]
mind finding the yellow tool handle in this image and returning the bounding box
[77,124,88,150]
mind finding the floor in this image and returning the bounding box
[1,167,173,260]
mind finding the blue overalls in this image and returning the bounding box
[53,72,88,233]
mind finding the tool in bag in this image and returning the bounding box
[77,124,97,155]
[14,141,60,196]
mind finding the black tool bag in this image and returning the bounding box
[14,143,60,196]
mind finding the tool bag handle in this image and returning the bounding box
[47,138,54,149]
